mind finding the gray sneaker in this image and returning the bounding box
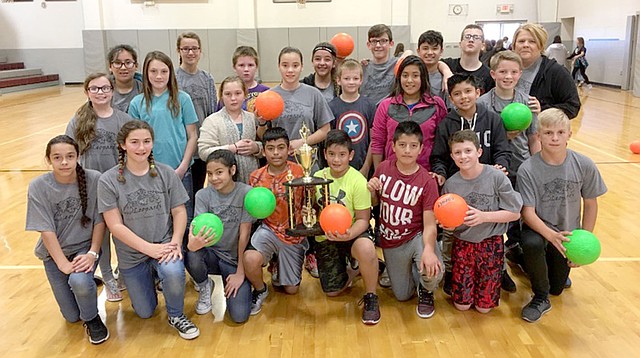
[168,314,200,340]
[250,285,269,315]
[521,296,551,323]
[379,268,391,288]
[195,278,214,315]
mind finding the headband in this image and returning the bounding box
[312,44,337,57]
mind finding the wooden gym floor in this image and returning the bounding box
[0,85,639,357]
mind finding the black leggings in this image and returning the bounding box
[572,65,590,84]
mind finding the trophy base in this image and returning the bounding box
[285,223,324,237]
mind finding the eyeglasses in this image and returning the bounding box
[179,47,201,53]
[87,85,113,94]
[463,34,483,42]
[369,38,390,46]
[111,60,136,69]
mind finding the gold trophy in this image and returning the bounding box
[295,124,317,183]
[284,123,332,236]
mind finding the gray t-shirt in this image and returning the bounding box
[361,57,398,106]
[111,78,143,113]
[442,165,523,243]
[428,70,448,105]
[97,162,189,269]
[176,67,217,127]
[26,170,104,260]
[318,82,336,103]
[194,183,254,266]
[517,149,607,232]
[477,88,538,173]
[270,83,334,141]
[65,109,132,173]
[516,57,542,95]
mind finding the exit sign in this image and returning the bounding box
[498,4,513,13]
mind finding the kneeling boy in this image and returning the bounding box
[442,130,522,313]
[367,121,443,318]
[312,130,380,325]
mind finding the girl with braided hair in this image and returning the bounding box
[97,120,200,340]
[26,135,109,344]
[66,72,132,302]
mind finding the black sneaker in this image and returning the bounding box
[83,315,109,345]
[442,271,453,296]
[168,314,200,340]
[250,285,269,315]
[521,295,551,323]
[359,293,381,325]
[506,245,525,272]
[416,286,435,318]
[501,270,517,293]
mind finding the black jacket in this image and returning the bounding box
[529,56,581,119]
[301,73,340,97]
[430,103,511,178]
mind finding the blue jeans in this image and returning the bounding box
[181,169,194,257]
[43,256,98,323]
[119,258,186,318]
[186,248,252,323]
[181,169,194,225]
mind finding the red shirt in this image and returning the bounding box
[249,161,305,244]
[373,160,439,249]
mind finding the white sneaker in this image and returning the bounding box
[250,285,269,315]
[195,278,214,315]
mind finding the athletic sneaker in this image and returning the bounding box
[84,315,109,344]
[564,277,572,289]
[114,266,127,291]
[267,257,280,287]
[501,270,517,293]
[104,278,123,302]
[250,285,269,315]
[191,275,201,292]
[304,253,319,278]
[168,314,200,340]
[506,245,525,273]
[417,286,435,318]
[521,295,552,323]
[442,271,453,296]
[195,278,214,315]
[359,293,381,325]
[378,268,391,288]
[117,277,127,291]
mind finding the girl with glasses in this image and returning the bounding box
[65,73,132,302]
[107,44,143,113]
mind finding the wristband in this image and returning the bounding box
[258,121,268,127]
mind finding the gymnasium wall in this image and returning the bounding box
[0,1,85,83]
[558,0,639,86]
[1,0,638,86]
